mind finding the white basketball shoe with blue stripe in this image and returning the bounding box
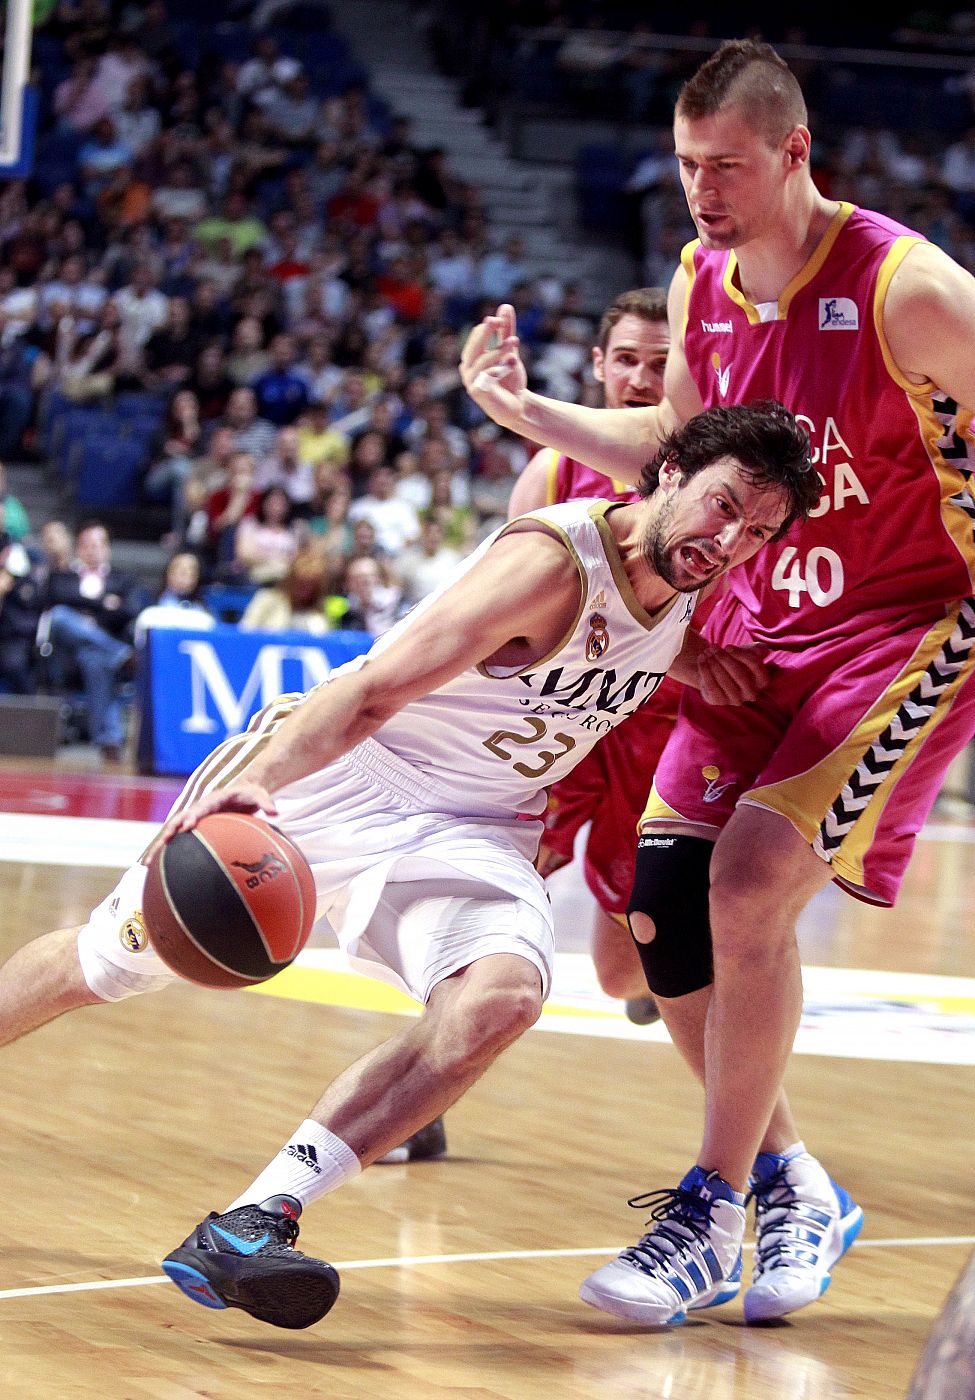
[579,1166,746,1325]
[744,1148,864,1322]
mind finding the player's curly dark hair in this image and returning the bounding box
[639,400,818,538]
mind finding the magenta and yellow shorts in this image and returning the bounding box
[640,594,975,906]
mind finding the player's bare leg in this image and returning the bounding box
[590,906,660,1024]
[0,927,100,1046]
[163,953,544,1327]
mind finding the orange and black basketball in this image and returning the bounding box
[143,812,316,989]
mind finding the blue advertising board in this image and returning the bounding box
[136,625,374,777]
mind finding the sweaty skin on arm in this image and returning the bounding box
[460,275,704,484]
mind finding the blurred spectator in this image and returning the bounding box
[295,398,351,472]
[54,55,110,134]
[221,384,277,457]
[134,551,215,640]
[254,424,317,506]
[252,333,310,426]
[395,515,462,606]
[202,449,260,571]
[422,468,475,552]
[227,316,270,387]
[112,76,162,160]
[305,468,354,559]
[142,296,205,390]
[112,261,169,355]
[239,548,334,634]
[180,424,235,544]
[143,390,204,523]
[0,537,42,694]
[233,483,303,584]
[339,553,402,636]
[151,162,209,225]
[77,117,133,200]
[194,190,269,258]
[186,343,235,421]
[478,234,530,301]
[39,255,107,336]
[347,464,421,554]
[41,520,142,759]
[470,431,520,536]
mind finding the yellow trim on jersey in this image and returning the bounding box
[721,202,856,323]
[476,514,587,678]
[589,501,682,632]
[744,604,973,891]
[680,239,700,343]
[873,236,934,392]
[908,395,975,590]
[639,778,698,830]
[543,447,562,507]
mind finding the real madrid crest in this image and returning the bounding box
[585,612,610,662]
[119,911,148,953]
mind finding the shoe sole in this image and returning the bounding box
[578,1279,686,1326]
[743,1202,864,1323]
[162,1248,340,1329]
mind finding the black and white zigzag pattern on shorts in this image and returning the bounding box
[932,392,975,544]
[815,597,975,863]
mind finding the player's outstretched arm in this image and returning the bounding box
[461,288,701,484]
[164,528,581,834]
[507,448,555,518]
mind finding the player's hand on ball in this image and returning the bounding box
[696,643,769,706]
[460,303,528,430]
[146,781,278,863]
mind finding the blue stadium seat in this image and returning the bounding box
[72,433,152,508]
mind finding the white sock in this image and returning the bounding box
[225,1120,361,1212]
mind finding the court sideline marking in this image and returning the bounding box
[2,1235,974,1303]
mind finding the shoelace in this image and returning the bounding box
[747,1163,821,1273]
[621,1186,716,1274]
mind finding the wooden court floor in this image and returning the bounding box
[0,789,973,1398]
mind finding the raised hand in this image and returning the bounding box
[459,302,529,430]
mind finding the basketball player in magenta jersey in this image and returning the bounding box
[462,39,975,1326]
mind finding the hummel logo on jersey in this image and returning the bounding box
[711,351,730,398]
[702,319,733,333]
[284,1143,322,1173]
[819,297,858,330]
[702,764,735,803]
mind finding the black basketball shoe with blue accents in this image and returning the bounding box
[162,1194,340,1329]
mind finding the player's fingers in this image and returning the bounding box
[496,302,516,338]
[706,651,763,704]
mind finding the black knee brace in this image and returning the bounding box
[626,834,714,998]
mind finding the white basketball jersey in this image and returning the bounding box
[338,500,698,818]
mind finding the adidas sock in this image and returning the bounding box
[225,1120,361,1212]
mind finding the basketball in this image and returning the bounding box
[143,812,317,989]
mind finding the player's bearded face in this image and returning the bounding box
[645,489,728,593]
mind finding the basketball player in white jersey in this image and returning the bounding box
[0,402,816,1330]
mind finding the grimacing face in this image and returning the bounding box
[645,456,791,592]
